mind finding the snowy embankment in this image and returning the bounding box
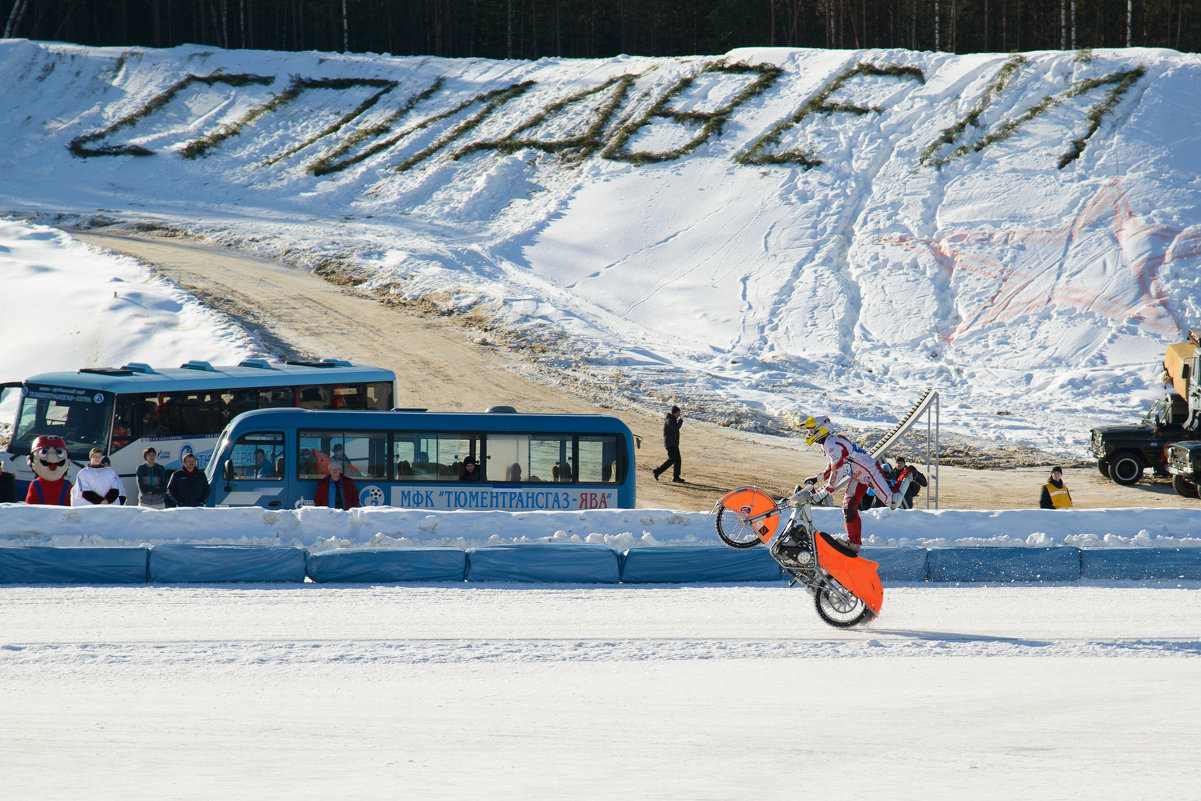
[2,41,1201,455]
[2,503,1199,550]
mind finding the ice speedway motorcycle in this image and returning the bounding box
[713,481,883,628]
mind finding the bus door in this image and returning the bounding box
[212,430,288,508]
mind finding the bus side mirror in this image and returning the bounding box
[222,461,235,481]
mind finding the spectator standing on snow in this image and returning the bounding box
[889,456,928,509]
[314,461,359,510]
[136,446,168,508]
[1039,466,1073,509]
[166,452,209,507]
[652,405,684,483]
[72,448,126,505]
[0,460,16,503]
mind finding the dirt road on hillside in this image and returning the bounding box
[73,228,1194,512]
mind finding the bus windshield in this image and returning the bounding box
[9,384,113,456]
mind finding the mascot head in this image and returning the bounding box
[28,435,70,481]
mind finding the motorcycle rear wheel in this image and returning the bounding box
[814,584,874,628]
[713,505,764,548]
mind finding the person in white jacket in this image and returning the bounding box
[799,416,898,553]
[71,448,126,505]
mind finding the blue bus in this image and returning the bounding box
[1,359,395,499]
[206,407,636,510]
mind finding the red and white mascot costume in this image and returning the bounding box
[26,435,73,505]
[801,416,898,550]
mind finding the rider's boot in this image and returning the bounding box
[833,535,862,554]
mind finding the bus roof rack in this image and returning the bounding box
[486,405,518,413]
[286,359,352,368]
[180,360,216,372]
[238,358,275,369]
[79,366,134,376]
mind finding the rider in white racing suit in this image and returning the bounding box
[801,416,899,553]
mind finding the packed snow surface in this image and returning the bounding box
[2,40,1201,457]
[3,582,1199,799]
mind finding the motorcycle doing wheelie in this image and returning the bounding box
[712,481,883,628]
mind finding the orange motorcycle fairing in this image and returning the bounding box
[813,531,884,615]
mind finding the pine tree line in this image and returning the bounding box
[4,0,1199,58]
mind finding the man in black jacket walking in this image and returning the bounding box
[653,405,684,483]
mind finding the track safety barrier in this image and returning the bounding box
[1,545,1201,584]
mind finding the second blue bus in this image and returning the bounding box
[206,407,636,510]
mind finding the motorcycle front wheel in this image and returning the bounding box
[713,505,764,548]
[814,584,874,628]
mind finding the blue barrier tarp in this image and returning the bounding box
[306,548,467,582]
[149,544,306,583]
[0,546,148,584]
[861,547,929,582]
[926,547,1081,582]
[466,543,621,583]
[1080,548,1201,580]
[619,546,782,583]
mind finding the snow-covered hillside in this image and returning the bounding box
[2,39,1200,455]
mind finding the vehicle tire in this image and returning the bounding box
[1108,452,1145,485]
[714,505,764,549]
[814,582,873,628]
[1096,458,1110,477]
[1173,475,1200,499]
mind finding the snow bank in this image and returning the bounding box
[1,503,1198,550]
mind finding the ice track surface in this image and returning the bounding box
[3,582,1200,800]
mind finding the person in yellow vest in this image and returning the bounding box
[1039,466,1073,509]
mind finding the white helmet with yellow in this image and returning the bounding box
[799,415,833,446]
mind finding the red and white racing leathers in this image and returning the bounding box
[819,434,895,546]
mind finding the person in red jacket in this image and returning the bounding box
[25,434,72,505]
[888,456,928,509]
[314,461,359,510]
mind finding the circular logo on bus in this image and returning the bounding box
[360,485,386,506]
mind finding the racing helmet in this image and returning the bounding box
[800,415,833,446]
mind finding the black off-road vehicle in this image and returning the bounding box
[1167,441,1201,498]
[1088,394,1192,485]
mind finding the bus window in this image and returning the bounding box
[297,385,333,409]
[487,434,529,483]
[259,387,295,408]
[228,432,285,480]
[395,432,479,480]
[305,382,395,411]
[365,381,393,410]
[529,435,572,483]
[10,385,113,456]
[298,429,387,479]
[579,435,621,483]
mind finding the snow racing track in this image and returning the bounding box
[2,582,1199,800]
